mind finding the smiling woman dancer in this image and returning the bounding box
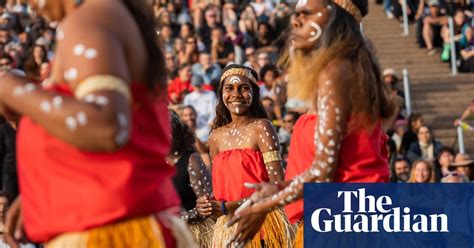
[196,64,292,247]
[227,0,396,246]
[0,0,195,247]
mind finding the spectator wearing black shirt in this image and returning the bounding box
[401,113,424,154]
[0,116,19,203]
[210,27,234,68]
[406,125,444,164]
[199,8,225,51]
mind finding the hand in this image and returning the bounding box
[196,195,223,218]
[243,182,280,203]
[226,182,280,227]
[226,211,267,247]
[211,39,220,48]
[415,13,422,20]
[4,197,25,248]
[454,119,462,126]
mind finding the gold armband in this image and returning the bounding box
[263,151,282,164]
[75,75,131,102]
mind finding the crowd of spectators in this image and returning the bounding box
[381,68,473,184]
[380,0,474,72]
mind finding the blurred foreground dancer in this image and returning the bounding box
[228,0,396,246]
[0,0,195,247]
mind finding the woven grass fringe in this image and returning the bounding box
[293,220,304,248]
[188,218,215,247]
[211,208,294,248]
[46,216,167,248]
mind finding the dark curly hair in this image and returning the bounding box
[211,64,268,130]
[170,111,195,155]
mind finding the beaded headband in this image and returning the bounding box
[220,68,257,85]
[333,0,363,22]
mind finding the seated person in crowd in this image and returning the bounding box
[401,113,424,154]
[210,27,235,68]
[450,153,474,182]
[420,0,448,55]
[440,10,471,62]
[278,111,300,161]
[434,147,455,182]
[406,125,444,164]
[390,158,411,183]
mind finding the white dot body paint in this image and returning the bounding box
[235,107,240,114]
[296,0,307,8]
[13,87,24,96]
[115,129,129,146]
[316,12,323,17]
[52,96,63,109]
[56,29,64,40]
[308,22,323,42]
[229,76,241,84]
[95,96,109,106]
[84,95,95,103]
[118,114,127,127]
[311,168,321,177]
[40,101,52,113]
[24,83,36,93]
[65,116,78,131]
[84,49,98,60]
[73,44,85,56]
[76,112,88,126]
[328,157,335,163]
[64,68,78,82]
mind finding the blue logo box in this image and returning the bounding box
[303,183,474,248]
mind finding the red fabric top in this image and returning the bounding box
[212,148,269,202]
[284,114,390,224]
[17,83,180,242]
[168,77,193,104]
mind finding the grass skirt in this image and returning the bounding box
[293,220,303,248]
[211,208,294,248]
[188,218,215,247]
[46,214,197,248]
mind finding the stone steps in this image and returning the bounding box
[364,1,474,155]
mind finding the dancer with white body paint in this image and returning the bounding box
[195,65,292,247]
[0,0,195,247]
[227,0,397,247]
[167,111,215,247]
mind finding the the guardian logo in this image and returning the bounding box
[311,188,449,233]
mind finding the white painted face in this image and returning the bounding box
[308,22,322,42]
[296,0,308,9]
[222,75,254,116]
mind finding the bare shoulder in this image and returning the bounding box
[250,118,275,133]
[189,152,204,164]
[209,127,223,142]
[62,1,126,34]
[318,58,353,85]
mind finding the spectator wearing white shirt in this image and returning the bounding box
[183,75,217,143]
